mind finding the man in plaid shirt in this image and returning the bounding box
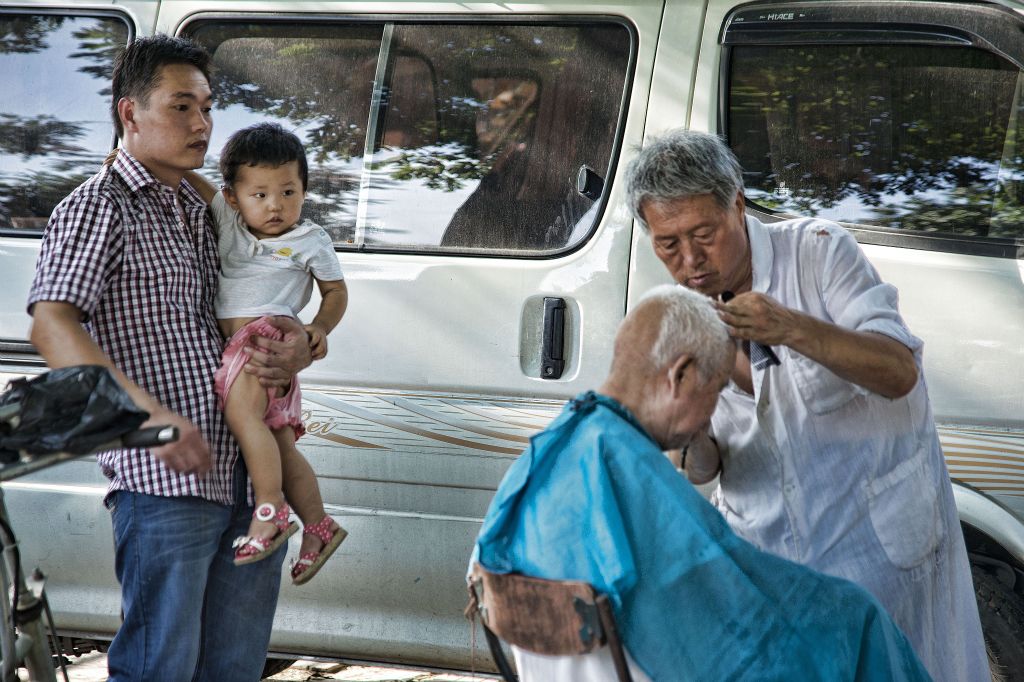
[27,35,311,681]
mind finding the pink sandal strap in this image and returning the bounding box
[302,515,337,543]
[254,502,292,532]
[290,519,348,584]
[234,536,272,554]
[233,502,297,565]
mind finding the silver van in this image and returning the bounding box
[1,0,1022,675]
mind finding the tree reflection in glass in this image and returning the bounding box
[0,15,128,230]
[191,21,630,253]
[730,44,1024,240]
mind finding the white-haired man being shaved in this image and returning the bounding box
[470,285,928,682]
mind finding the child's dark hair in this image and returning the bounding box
[219,123,309,191]
[111,34,211,139]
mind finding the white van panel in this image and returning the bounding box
[863,244,1024,427]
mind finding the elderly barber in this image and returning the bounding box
[623,129,987,681]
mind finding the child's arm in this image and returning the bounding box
[305,278,348,361]
[182,170,218,205]
[105,150,218,207]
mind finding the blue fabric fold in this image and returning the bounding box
[472,392,931,681]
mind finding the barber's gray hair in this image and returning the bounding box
[642,284,733,381]
[624,129,744,230]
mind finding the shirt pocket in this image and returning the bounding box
[864,452,945,570]
[790,352,859,415]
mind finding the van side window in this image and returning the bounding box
[188,20,632,255]
[728,44,1024,243]
[0,13,129,233]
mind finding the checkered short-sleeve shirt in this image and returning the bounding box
[28,151,238,505]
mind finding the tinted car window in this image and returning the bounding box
[189,22,383,245]
[729,44,1024,241]
[0,13,129,232]
[189,20,631,255]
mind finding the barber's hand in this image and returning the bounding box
[683,429,722,485]
[244,315,313,388]
[142,406,211,476]
[715,292,800,346]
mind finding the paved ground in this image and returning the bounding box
[21,653,488,681]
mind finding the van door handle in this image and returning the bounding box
[541,297,566,380]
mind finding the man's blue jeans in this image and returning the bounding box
[106,467,285,682]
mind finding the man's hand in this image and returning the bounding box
[683,430,721,485]
[716,291,918,398]
[142,406,211,475]
[244,315,313,388]
[715,292,799,346]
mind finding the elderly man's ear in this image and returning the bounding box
[667,354,694,397]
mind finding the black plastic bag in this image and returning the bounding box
[0,365,149,456]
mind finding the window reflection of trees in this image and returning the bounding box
[0,16,127,230]
[730,45,1024,240]
[192,25,383,244]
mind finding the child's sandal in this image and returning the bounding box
[233,502,299,566]
[290,516,347,585]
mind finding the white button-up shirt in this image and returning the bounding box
[710,215,988,681]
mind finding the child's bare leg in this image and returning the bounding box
[225,372,285,541]
[275,428,339,557]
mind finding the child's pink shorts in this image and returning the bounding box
[214,316,305,440]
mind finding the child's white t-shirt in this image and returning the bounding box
[211,192,344,320]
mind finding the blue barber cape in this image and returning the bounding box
[472,392,930,681]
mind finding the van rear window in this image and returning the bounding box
[728,44,1024,242]
[0,13,129,233]
[188,19,632,255]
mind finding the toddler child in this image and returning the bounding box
[186,122,348,584]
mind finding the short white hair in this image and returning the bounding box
[624,129,744,231]
[640,284,733,381]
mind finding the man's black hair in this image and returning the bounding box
[111,34,212,139]
[219,123,310,192]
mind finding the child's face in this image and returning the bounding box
[225,160,305,239]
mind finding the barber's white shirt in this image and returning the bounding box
[709,215,987,681]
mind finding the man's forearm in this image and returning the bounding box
[786,313,918,399]
[30,301,212,473]
[30,301,161,413]
[717,292,919,399]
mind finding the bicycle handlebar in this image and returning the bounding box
[120,425,179,449]
[0,425,180,482]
